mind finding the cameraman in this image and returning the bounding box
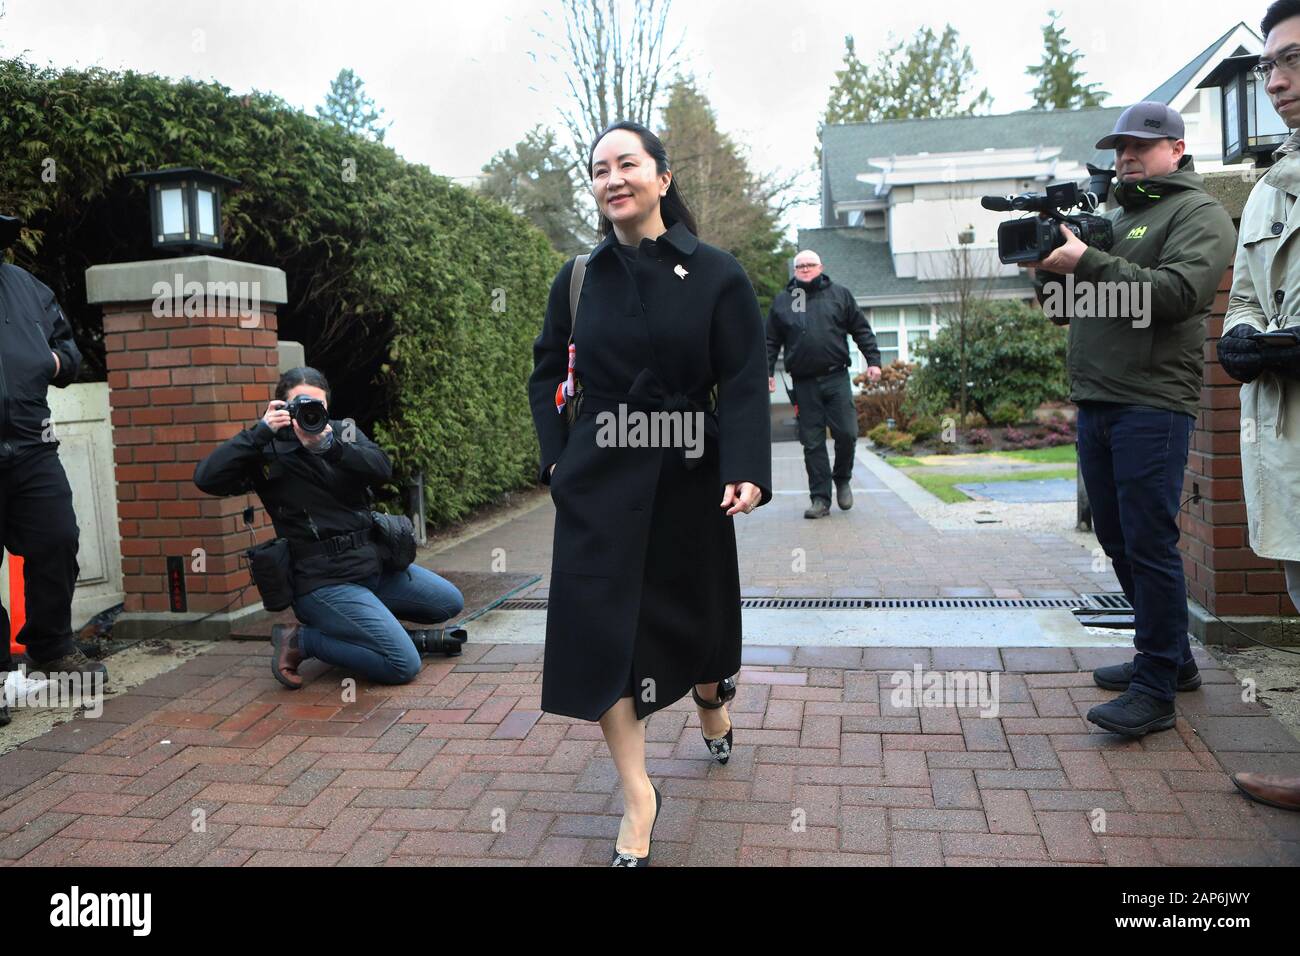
[1028,103,1236,738]
[194,367,463,688]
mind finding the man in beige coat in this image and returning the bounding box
[1215,0,1300,812]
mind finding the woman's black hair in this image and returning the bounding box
[587,120,698,239]
[276,366,331,404]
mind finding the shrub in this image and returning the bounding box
[967,428,992,446]
[1003,427,1028,445]
[854,360,916,435]
[988,401,1022,427]
[868,423,892,445]
[909,300,1069,421]
[883,430,915,452]
[909,415,941,442]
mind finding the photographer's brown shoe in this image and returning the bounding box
[270,624,303,690]
[1232,772,1300,812]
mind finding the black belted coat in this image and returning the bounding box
[527,221,773,721]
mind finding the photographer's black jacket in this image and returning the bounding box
[193,419,393,595]
[765,272,881,379]
[0,263,82,468]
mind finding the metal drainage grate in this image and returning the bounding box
[1081,592,1133,611]
[496,593,1134,612]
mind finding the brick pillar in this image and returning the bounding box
[1180,258,1298,643]
[85,256,288,641]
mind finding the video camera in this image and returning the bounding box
[981,164,1115,265]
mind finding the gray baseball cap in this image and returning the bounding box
[1095,101,1185,149]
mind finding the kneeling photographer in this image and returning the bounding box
[1010,103,1236,737]
[194,367,465,689]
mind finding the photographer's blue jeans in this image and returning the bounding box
[1076,402,1195,701]
[292,564,464,685]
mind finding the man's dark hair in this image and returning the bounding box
[1263,0,1300,36]
[275,366,331,404]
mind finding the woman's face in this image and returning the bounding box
[590,128,670,230]
[285,384,328,410]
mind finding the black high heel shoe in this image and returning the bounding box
[611,783,662,867]
[692,676,737,765]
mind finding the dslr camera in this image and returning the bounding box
[285,395,330,434]
[982,164,1115,265]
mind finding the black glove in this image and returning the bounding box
[1258,330,1300,381]
[1217,324,1265,383]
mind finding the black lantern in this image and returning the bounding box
[1197,53,1290,168]
[126,167,240,253]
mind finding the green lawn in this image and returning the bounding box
[992,445,1077,465]
[887,456,926,468]
[902,467,1077,504]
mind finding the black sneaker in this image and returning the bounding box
[804,498,831,519]
[1093,659,1201,692]
[28,647,109,687]
[1086,688,1176,737]
[835,479,853,511]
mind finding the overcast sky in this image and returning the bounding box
[1,0,1259,234]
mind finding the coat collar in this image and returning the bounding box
[1264,139,1300,196]
[587,219,699,264]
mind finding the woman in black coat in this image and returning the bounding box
[528,121,772,866]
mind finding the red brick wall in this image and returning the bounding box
[103,303,281,615]
[1180,266,1297,617]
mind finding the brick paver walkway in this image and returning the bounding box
[1,641,1297,866]
[432,441,1120,599]
[3,439,1295,866]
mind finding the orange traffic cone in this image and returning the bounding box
[6,554,24,657]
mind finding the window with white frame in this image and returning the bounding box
[860,304,943,370]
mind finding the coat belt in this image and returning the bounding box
[576,377,719,470]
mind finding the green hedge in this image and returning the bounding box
[0,58,563,525]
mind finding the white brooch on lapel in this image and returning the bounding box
[674,264,689,280]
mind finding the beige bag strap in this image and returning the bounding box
[567,253,589,343]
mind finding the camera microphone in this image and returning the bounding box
[980,196,1014,212]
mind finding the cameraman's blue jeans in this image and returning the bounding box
[292,564,464,684]
[1076,402,1194,702]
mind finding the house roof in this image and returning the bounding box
[1143,21,1253,104]
[796,226,1033,302]
[822,22,1263,210]
[823,107,1125,209]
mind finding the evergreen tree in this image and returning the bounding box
[316,68,391,142]
[1027,11,1109,109]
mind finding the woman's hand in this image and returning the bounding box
[261,400,291,431]
[721,481,761,516]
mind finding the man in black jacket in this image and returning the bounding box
[766,250,881,518]
[0,220,104,726]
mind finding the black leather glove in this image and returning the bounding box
[1217,324,1265,383]
[1258,330,1300,381]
